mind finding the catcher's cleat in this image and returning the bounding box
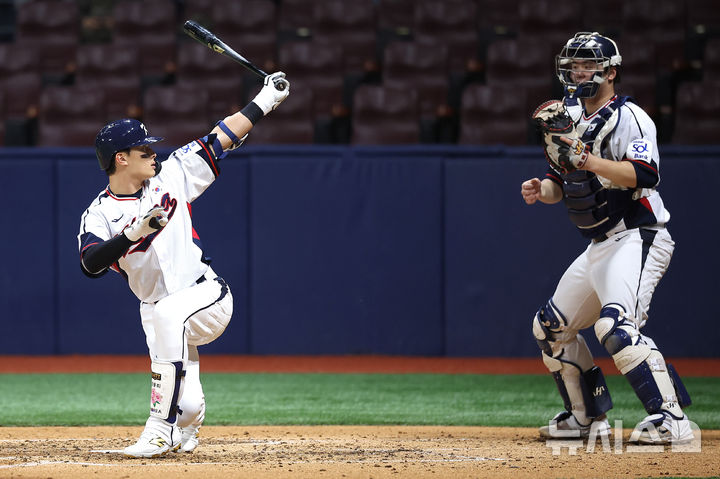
[629,410,694,445]
[539,411,611,439]
[177,426,200,453]
[124,420,180,458]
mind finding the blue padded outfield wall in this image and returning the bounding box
[0,145,718,357]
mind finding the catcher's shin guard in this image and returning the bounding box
[150,360,185,423]
[533,302,612,423]
[667,363,692,408]
[595,304,687,417]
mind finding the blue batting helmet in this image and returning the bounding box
[94,119,163,171]
[556,32,622,99]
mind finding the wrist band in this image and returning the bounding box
[240,102,264,125]
[215,120,242,146]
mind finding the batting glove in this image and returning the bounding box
[252,72,290,115]
[124,206,169,242]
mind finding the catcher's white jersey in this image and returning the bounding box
[565,95,670,227]
[78,138,223,303]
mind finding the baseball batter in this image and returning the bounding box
[522,33,693,444]
[78,72,290,457]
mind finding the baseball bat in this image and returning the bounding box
[182,20,286,91]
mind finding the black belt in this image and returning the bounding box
[196,273,207,284]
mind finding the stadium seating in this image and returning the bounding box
[580,0,624,38]
[485,37,556,116]
[476,0,521,40]
[376,0,415,47]
[37,85,105,146]
[621,0,687,73]
[142,85,211,148]
[278,0,316,41]
[15,0,78,81]
[518,0,580,47]
[0,0,718,146]
[673,81,720,144]
[210,0,278,80]
[413,0,480,75]
[278,41,345,119]
[351,85,419,144]
[313,0,377,77]
[75,45,142,120]
[2,72,42,119]
[686,0,720,37]
[382,41,449,118]
[244,88,315,145]
[702,37,720,80]
[614,40,659,115]
[458,84,529,145]
[175,41,245,120]
[112,0,177,82]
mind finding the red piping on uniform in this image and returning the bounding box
[105,188,139,201]
[628,159,658,174]
[81,242,99,252]
[546,171,562,184]
[583,95,617,121]
[640,197,653,212]
[197,139,219,177]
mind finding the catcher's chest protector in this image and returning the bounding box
[562,96,634,239]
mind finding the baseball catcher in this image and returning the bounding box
[521,32,694,445]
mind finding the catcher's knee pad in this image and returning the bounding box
[594,303,651,373]
[185,277,233,346]
[150,360,185,423]
[532,299,567,356]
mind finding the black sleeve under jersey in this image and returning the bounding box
[80,233,135,277]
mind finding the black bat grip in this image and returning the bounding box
[273,78,287,91]
[183,20,215,44]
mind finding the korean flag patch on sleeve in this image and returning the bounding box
[626,139,653,162]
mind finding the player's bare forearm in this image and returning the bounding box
[581,153,638,188]
[539,178,563,204]
[211,113,253,151]
[521,178,563,205]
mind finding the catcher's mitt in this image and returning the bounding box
[532,100,589,174]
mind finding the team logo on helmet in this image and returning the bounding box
[94,119,164,171]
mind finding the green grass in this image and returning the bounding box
[0,373,718,429]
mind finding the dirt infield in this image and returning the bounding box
[2,357,718,478]
[0,425,718,478]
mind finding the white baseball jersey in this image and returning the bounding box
[544,95,670,242]
[564,95,670,228]
[78,137,224,303]
[542,95,675,329]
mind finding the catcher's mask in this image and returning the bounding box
[556,32,621,99]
